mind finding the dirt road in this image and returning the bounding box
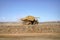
[0,33,60,40]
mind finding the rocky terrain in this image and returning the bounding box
[0,21,60,40]
[0,21,60,34]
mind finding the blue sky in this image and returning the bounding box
[0,0,60,22]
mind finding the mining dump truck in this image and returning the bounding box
[21,16,39,25]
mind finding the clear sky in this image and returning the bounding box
[0,0,60,22]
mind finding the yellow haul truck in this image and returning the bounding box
[21,16,39,25]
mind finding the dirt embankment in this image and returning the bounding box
[0,22,60,33]
[0,22,60,37]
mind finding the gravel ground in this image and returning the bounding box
[0,22,60,40]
